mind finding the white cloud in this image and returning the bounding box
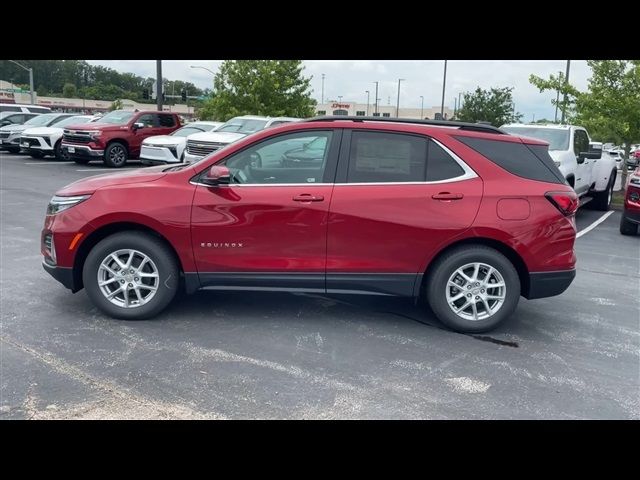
[87,59,593,121]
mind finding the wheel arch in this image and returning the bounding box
[419,237,530,298]
[72,222,185,292]
[106,138,130,155]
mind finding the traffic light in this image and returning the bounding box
[142,88,149,100]
[181,90,187,102]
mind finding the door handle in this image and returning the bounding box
[293,194,324,202]
[432,192,463,201]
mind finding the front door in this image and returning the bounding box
[573,129,593,195]
[191,129,340,291]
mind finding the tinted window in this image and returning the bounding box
[158,114,176,128]
[3,114,24,124]
[573,130,589,155]
[455,136,565,184]
[223,131,333,184]
[0,106,21,112]
[347,131,427,183]
[137,114,154,128]
[27,107,51,114]
[427,141,465,181]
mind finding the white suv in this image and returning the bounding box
[140,121,223,165]
[20,115,96,159]
[183,115,300,163]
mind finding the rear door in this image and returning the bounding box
[326,130,483,296]
[573,129,593,194]
[156,113,178,135]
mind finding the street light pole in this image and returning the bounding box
[561,60,571,124]
[156,60,163,111]
[365,90,370,116]
[454,97,457,118]
[374,81,379,114]
[420,95,424,119]
[321,73,325,105]
[440,60,448,119]
[8,60,34,105]
[396,78,405,118]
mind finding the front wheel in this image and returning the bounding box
[82,232,180,320]
[426,246,521,333]
[103,142,128,168]
[590,172,615,211]
[54,141,68,161]
[620,215,638,236]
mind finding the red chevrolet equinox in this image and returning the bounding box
[41,117,578,332]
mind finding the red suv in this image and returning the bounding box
[42,117,578,332]
[61,110,181,167]
[620,166,640,235]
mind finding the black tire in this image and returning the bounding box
[620,215,638,236]
[426,245,521,333]
[7,147,20,154]
[29,151,44,159]
[73,157,90,165]
[54,141,68,161]
[103,142,128,168]
[82,232,180,320]
[590,172,615,211]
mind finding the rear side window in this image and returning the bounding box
[28,107,51,114]
[427,141,465,181]
[347,131,427,183]
[454,136,565,184]
[158,114,176,127]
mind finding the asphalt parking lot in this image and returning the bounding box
[1,153,638,419]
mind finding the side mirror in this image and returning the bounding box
[202,165,231,186]
[132,122,145,130]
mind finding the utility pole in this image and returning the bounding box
[458,91,462,111]
[396,78,405,118]
[561,60,571,124]
[374,81,379,114]
[321,74,325,105]
[454,97,457,118]
[156,60,163,111]
[8,60,34,105]
[440,60,448,118]
[420,95,424,119]
[365,90,370,116]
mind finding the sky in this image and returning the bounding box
[87,60,592,121]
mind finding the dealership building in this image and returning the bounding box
[315,101,454,120]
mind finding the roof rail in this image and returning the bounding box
[304,116,506,134]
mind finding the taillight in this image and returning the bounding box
[545,191,579,216]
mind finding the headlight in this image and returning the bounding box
[88,131,102,139]
[46,195,91,215]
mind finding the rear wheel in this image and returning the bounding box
[103,142,128,168]
[82,232,180,320]
[620,215,638,235]
[426,246,521,333]
[590,172,615,211]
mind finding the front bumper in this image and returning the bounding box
[140,144,180,164]
[61,143,104,160]
[42,261,78,292]
[525,269,576,299]
[19,136,54,154]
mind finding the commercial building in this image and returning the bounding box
[315,101,454,120]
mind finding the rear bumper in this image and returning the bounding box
[525,269,576,299]
[42,261,78,292]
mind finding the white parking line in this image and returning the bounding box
[576,210,615,238]
[26,162,75,165]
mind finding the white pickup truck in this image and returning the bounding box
[502,124,617,210]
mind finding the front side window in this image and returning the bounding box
[24,113,59,127]
[136,114,155,128]
[573,130,589,156]
[223,131,333,185]
[347,131,427,183]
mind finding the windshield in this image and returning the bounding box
[171,126,205,137]
[217,118,268,134]
[502,126,570,151]
[94,110,135,125]
[23,114,61,127]
[56,116,92,128]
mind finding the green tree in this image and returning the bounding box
[109,99,123,111]
[455,87,522,126]
[200,60,316,121]
[62,82,77,98]
[529,71,580,122]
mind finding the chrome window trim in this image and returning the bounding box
[190,137,478,187]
